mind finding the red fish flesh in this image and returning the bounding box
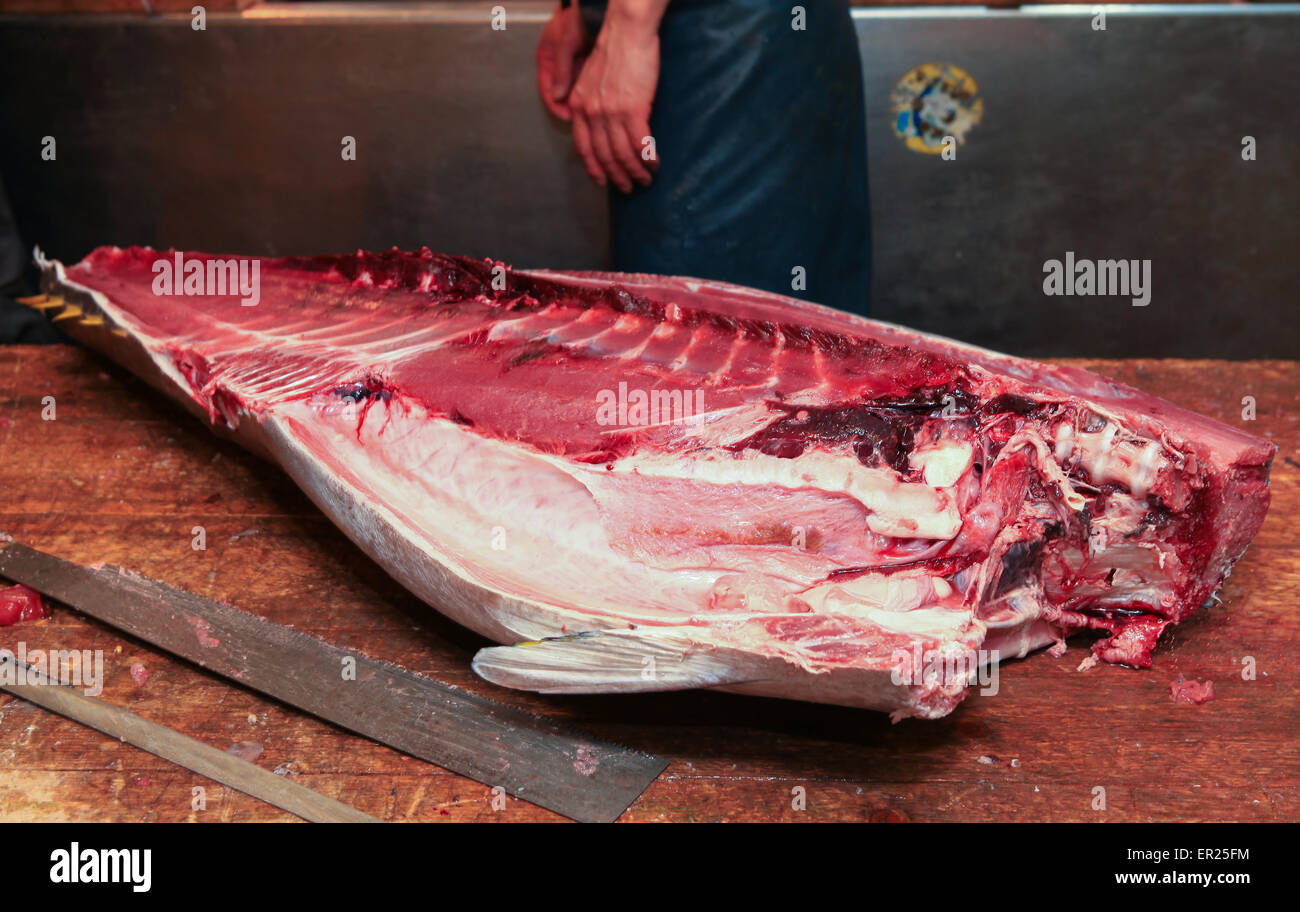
[32,247,1274,720]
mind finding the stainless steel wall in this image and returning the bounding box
[1,3,1296,357]
[857,5,1299,358]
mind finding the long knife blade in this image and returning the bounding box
[1,659,380,823]
[0,541,666,822]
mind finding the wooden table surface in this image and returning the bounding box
[0,346,1295,822]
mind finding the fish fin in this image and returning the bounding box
[52,303,83,322]
[17,294,65,312]
[472,629,751,694]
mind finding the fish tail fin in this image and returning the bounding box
[472,629,751,695]
[31,259,135,341]
[15,294,64,312]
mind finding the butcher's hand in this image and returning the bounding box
[536,1,591,121]
[539,1,666,193]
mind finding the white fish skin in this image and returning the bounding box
[31,247,1274,720]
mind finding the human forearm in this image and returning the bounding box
[602,0,670,34]
[565,0,666,192]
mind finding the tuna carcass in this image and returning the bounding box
[32,247,1273,720]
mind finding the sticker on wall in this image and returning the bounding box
[891,63,984,155]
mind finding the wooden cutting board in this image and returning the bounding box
[0,345,1295,822]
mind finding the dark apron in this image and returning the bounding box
[0,177,63,344]
[579,0,871,315]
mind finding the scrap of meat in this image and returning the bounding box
[1170,677,1216,705]
[0,583,47,626]
[32,246,1274,719]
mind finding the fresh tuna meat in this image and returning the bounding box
[0,583,47,626]
[33,247,1274,719]
[1170,677,1216,705]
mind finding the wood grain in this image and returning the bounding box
[1,659,380,822]
[0,1,253,13]
[0,346,1295,822]
[0,541,667,823]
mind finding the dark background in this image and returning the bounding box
[0,3,1296,357]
